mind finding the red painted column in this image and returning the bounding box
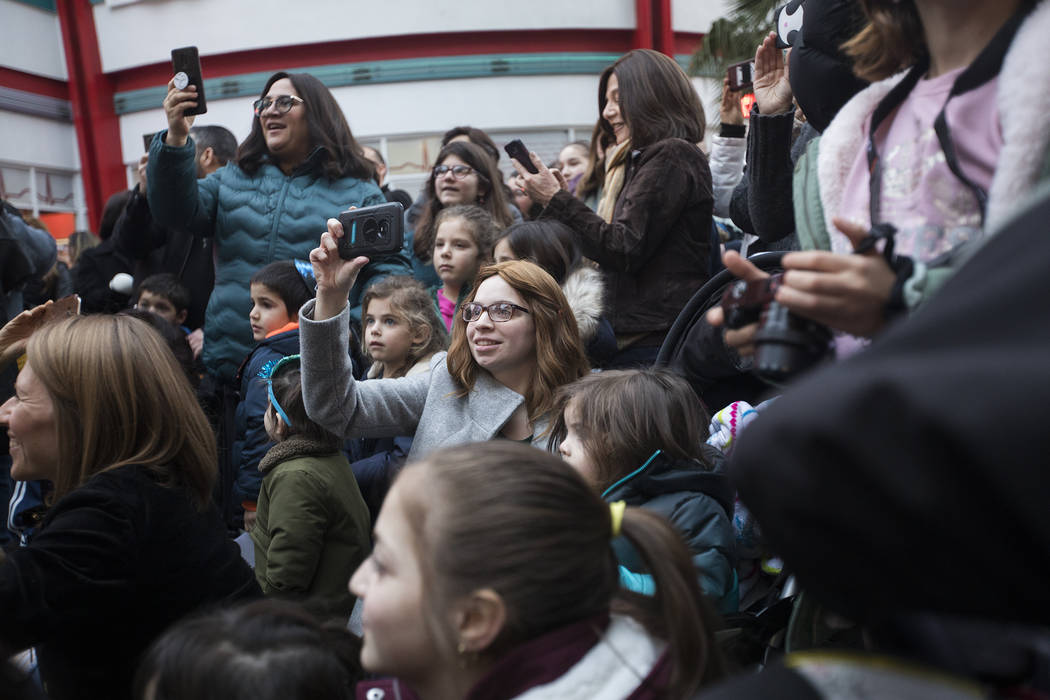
[55,0,125,233]
[633,0,654,49]
[653,0,675,56]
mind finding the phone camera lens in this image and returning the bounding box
[363,218,379,244]
[377,219,390,240]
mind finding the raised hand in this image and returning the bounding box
[162,77,198,147]
[0,302,51,367]
[720,78,744,126]
[511,152,562,207]
[752,31,794,116]
[310,217,369,321]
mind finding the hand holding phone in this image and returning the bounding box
[170,46,207,116]
[504,139,539,174]
[727,60,755,92]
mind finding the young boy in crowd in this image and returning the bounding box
[133,273,190,332]
[233,261,313,531]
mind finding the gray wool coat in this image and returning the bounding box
[299,299,549,457]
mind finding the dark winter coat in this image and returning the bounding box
[111,184,214,330]
[730,183,1050,628]
[251,437,371,619]
[0,465,260,700]
[233,327,301,507]
[603,447,737,612]
[539,138,713,336]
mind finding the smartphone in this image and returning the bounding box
[504,139,538,174]
[774,1,806,49]
[171,46,207,116]
[337,202,405,260]
[42,294,81,325]
[727,60,755,92]
[142,132,157,152]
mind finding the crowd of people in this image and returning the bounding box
[1,0,1049,697]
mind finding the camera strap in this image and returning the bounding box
[866,3,1032,231]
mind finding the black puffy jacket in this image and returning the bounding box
[604,445,737,612]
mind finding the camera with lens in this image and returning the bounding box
[720,274,833,383]
[336,201,405,259]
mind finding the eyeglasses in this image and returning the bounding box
[461,302,530,323]
[432,164,475,180]
[263,354,301,428]
[253,95,304,116]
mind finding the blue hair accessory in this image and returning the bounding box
[265,354,301,429]
[294,259,316,292]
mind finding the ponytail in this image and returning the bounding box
[616,507,727,696]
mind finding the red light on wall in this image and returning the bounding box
[740,93,756,119]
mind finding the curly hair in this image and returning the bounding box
[361,276,449,378]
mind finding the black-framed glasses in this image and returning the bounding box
[253,95,304,116]
[461,302,530,323]
[432,164,474,180]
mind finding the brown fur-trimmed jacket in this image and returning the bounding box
[539,138,713,336]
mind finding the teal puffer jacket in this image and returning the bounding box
[147,132,409,381]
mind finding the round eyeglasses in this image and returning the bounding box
[461,301,530,323]
[432,164,475,180]
[253,95,304,116]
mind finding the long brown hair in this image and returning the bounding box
[27,315,216,509]
[399,442,726,697]
[445,260,588,421]
[575,120,613,203]
[598,49,706,151]
[412,141,513,262]
[547,370,712,491]
[236,71,375,181]
[842,0,927,82]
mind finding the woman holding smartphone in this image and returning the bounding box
[148,71,409,385]
[514,49,714,369]
[301,221,588,456]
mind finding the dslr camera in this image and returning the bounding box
[720,274,832,383]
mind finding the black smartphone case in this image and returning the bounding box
[504,139,538,173]
[171,46,208,116]
[337,202,405,259]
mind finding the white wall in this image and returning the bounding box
[0,0,67,80]
[118,74,603,164]
[94,0,638,73]
[672,0,733,34]
[0,109,78,169]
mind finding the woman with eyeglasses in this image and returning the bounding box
[147,71,410,388]
[300,229,589,458]
[407,141,516,287]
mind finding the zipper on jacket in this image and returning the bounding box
[267,172,293,262]
[601,449,662,500]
